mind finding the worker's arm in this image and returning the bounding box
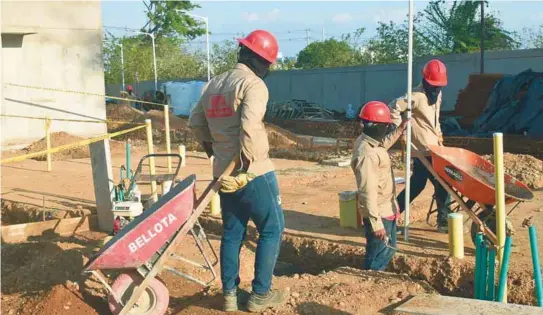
[239,80,269,171]
[188,98,214,158]
[436,91,444,146]
[380,96,412,149]
[354,153,383,233]
[380,117,410,150]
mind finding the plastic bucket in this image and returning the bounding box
[339,191,362,228]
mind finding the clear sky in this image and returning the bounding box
[102,0,543,57]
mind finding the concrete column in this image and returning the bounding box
[90,139,115,232]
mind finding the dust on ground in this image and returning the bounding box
[484,153,543,190]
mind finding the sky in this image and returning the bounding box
[102,0,543,57]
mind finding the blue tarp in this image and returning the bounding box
[443,69,543,138]
[161,81,206,116]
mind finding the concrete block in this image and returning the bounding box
[394,294,543,315]
[90,139,115,232]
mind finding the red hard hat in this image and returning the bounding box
[359,101,392,124]
[126,84,133,91]
[423,59,447,86]
[237,30,279,64]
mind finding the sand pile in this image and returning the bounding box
[23,132,90,161]
[483,153,543,189]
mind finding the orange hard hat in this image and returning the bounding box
[359,101,392,124]
[423,59,447,86]
[126,84,133,91]
[237,30,279,64]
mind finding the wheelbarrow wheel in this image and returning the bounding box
[470,210,515,245]
[108,272,169,315]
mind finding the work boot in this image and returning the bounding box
[223,290,238,312]
[437,224,448,234]
[247,289,289,313]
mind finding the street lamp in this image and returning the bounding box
[135,30,158,91]
[103,40,125,91]
[176,10,210,81]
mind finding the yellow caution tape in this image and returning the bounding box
[0,124,146,165]
[5,83,168,107]
[0,114,143,125]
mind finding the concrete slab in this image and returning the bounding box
[90,139,115,232]
[395,294,543,315]
[2,215,98,243]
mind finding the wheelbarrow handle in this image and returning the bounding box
[407,143,498,244]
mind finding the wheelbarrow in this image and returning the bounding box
[413,145,534,245]
[82,158,238,315]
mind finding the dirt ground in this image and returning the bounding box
[1,145,543,314]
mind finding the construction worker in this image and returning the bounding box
[388,59,451,233]
[352,101,408,271]
[188,30,288,313]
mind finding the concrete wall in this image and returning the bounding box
[265,48,543,112]
[1,0,106,147]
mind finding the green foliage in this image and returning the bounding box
[417,0,520,54]
[524,25,543,49]
[295,39,360,69]
[141,0,205,40]
[210,40,239,75]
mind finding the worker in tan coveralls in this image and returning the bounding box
[352,101,408,271]
[188,30,288,313]
[388,59,451,233]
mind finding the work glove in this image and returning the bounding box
[220,172,256,193]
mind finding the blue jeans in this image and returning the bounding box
[219,171,285,295]
[397,157,451,226]
[363,218,397,271]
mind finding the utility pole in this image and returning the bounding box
[322,28,325,41]
[480,0,485,74]
[305,29,310,46]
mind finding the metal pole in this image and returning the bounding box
[205,17,210,81]
[151,34,158,91]
[305,29,310,46]
[120,42,125,91]
[404,0,414,241]
[480,0,485,74]
[322,28,325,41]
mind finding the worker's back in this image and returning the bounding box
[190,63,272,177]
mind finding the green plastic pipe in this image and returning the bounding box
[487,248,496,301]
[480,242,488,300]
[529,225,543,307]
[126,141,131,179]
[497,236,513,303]
[474,233,483,299]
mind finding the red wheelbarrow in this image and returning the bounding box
[414,145,534,245]
[83,159,237,315]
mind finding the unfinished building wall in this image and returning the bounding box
[1,0,105,148]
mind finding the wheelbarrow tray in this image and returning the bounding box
[428,145,534,205]
[84,175,196,271]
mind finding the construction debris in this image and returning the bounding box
[266,99,336,121]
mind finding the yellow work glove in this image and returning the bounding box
[220,172,256,193]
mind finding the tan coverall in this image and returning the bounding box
[351,128,402,271]
[188,63,274,178]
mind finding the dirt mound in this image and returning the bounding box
[23,132,90,161]
[483,153,543,189]
[132,110,188,131]
[0,199,84,225]
[106,103,144,122]
[24,285,99,315]
[274,267,436,314]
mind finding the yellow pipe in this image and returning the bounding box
[494,132,507,302]
[448,213,464,259]
[164,105,172,172]
[45,116,52,172]
[209,156,221,217]
[145,119,158,203]
[1,125,146,165]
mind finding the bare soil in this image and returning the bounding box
[2,150,543,314]
[483,153,543,190]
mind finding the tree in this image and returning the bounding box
[363,15,431,64]
[141,0,205,41]
[524,25,543,49]
[417,0,520,54]
[295,39,359,69]
[209,40,239,75]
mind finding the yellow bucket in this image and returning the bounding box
[339,191,362,228]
